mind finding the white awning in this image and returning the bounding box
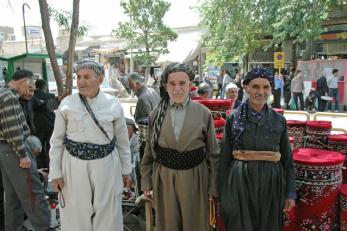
[156,30,202,64]
[75,46,88,51]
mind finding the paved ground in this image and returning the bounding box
[23,207,148,231]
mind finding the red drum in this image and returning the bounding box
[273,108,284,115]
[286,148,344,230]
[289,137,295,151]
[306,121,332,149]
[341,184,347,230]
[327,134,347,155]
[328,134,347,184]
[194,99,233,113]
[287,120,306,149]
[214,118,226,134]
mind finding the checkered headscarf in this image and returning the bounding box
[75,60,105,77]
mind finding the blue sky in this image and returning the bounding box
[1,0,200,40]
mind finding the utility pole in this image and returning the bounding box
[22,3,31,54]
[130,16,134,73]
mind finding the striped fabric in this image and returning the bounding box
[0,87,30,157]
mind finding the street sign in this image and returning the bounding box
[274,52,284,69]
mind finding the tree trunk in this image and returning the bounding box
[38,0,64,97]
[292,40,297,68]
[64,0,80,96]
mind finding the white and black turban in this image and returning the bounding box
[159,62,195,98]
[150,63,195,148]
[74,59,104,77]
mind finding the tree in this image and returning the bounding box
[113,0,177,82]
[38,0,81,97]
[199,0,346,66]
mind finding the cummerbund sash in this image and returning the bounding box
[233,150,281,162]
[154,146,206,170]
[64,137,115,160]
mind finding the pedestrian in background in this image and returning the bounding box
[222,70,233,99]
[33,79,59,169]
[327,69,340,112]
[316,71,330,112]
[272,72,283,108]
[216,69,225,98]
[290,70,305,110]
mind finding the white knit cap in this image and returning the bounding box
[226,82,238,91]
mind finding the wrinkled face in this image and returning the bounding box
[21,81,36,100]
[76,69,103,98]
[226,88,238,100]
[244,77,271,107]
[165,72,192,104]
[17,78,34,97]
[128,79,140,92]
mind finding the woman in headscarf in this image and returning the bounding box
[220,67,296,231]
[141,63,220,231]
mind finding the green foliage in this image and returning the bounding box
[48,6,88,36]
[113,0,177,67]
[199,0,346,64]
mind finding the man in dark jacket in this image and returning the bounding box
[33,79,59,169]
[316,73,329,112]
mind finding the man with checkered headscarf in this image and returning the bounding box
[141,62,220,231]
[49,59,132,230]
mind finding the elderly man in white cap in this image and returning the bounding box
[225,82,242,109]
[49,59,132,230]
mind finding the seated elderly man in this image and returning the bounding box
[197,82,212,99]
[225,82,242,109]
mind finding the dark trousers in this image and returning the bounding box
[318,98,327,112]
[293,92,304,111]
[284,91,291,110]
[0,143,50,231]
[216,84,223,98]
[327,88,339,111]
[36,131,53,169]
[272,89,281,108]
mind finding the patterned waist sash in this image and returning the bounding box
[154,146,206,170]
[233,150,281,162]
[64,137,116,160]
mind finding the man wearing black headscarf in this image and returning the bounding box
[220,67,296,231]
[141,63,220,231]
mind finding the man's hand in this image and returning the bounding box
[144,189,152,198]
[19,156,31,169]
[283,199,295,213]
[122,175,131,188]
[51,178,64,192]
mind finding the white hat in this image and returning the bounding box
[226,83,238,91]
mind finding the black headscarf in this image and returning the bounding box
[243,67,274,87]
